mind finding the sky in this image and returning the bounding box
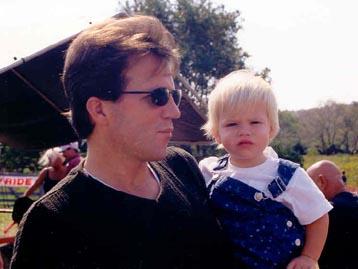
[1,0,357,111]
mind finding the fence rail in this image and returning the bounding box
[0,186,42,210]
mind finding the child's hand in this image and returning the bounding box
[286,255,319,269]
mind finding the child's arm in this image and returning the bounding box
[287,213,329,269]
[302,213,329,261]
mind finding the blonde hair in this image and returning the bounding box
[38,147,62,167]
[203,70,280,145]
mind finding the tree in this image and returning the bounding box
[298,101,357,154]
[0,144,41,174]
[298,102,329,154]
[273,111,301,147]
[340,102,358,153]
[123,0,249,98]
[271,111,305,164]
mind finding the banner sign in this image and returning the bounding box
[0,175,36,187]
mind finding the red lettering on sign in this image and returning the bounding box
[0,175,36,187]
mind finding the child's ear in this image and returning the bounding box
[269,126,277,140]
[212,130,221,144]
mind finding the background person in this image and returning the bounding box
[59,142,81,173]
[199,70,332,269]
[307,160,358,269]
[23,148,67,196]
[10,15,234,269]
[0,149,66,269]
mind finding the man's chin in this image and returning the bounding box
[133,144,168,162]
[151,146,168,161]
[153,152,167,161]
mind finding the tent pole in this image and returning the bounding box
[11,69,64,114]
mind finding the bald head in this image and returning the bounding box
[307,160,345,200]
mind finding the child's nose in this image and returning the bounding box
[238,124,251,136]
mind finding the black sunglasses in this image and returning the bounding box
[121,88,182,107]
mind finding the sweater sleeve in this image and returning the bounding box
[164,146,210,199]
[11,202,56,269]
[165,147,203,178]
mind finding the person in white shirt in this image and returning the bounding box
[199,70,332,269]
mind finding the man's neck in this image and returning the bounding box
[84,142,160,199]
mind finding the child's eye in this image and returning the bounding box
[251,121,261,124]
[225,123,237,127]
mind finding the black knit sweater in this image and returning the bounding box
[11,147,234,269]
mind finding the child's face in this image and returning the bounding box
[214,101,272,168]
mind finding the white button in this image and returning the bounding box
[254,192,263,201]
[295,239,301,246]
[286,220,293,227]
[213,174,220,180]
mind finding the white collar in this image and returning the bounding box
[83,163,160,191]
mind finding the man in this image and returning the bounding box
[307,160,358,269]
[11,15,233,269]
[59,141,82,173]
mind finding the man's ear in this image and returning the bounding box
[86,97,107,124]
[317,174,327,190]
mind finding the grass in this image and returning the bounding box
[0,212,16,237]
[0,187,40,238]
[303,154,358,189]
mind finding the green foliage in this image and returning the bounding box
[256,67,272,83]
[124,0,248,97]
[298,101,358,154]
[271,143,304,165]
[177,143,226,161]
[304,154,358,188]
[270,111,305,165]
[0,145,41,173]
[273,111,301,147]
[292,142,307,155]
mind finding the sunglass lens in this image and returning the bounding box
[151,88,169,106]
[172,89,182,106]
[150,88,182,106]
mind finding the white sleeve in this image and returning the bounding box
[279,167,333,225]
[263,146,279,158]
[198,157,219,186]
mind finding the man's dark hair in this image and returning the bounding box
[62,15,180,138]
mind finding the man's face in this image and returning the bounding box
[102,55,181,162]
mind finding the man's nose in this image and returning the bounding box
[163,96,181,119]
